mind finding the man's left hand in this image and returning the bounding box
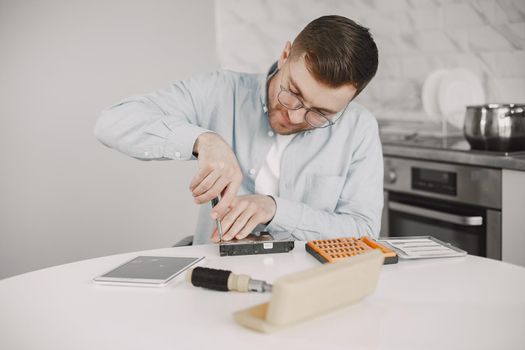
[211,194,276,242]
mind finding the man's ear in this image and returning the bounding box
[277,41,292,70]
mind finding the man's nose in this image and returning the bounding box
[288,109,305,124]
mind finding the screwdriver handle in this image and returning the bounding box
[186,267,230,291]
[185,267,270,293]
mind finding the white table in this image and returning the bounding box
[1,243,524,350]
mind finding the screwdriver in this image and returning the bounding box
[186,266,272,293]
[211,197,224,242]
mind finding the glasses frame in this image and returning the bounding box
[276,67,350,129]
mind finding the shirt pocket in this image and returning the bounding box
[303,174,345,212]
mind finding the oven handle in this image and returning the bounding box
[389,201,483,226]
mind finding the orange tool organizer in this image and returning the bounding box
[306,237,398,264]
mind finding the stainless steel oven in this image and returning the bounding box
[380,156,502,260]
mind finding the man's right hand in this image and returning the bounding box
[189,132,242,219]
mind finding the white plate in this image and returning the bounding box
[422,69,448,121]
[438,68,485,129]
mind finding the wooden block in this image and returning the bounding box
[233,249,384,333]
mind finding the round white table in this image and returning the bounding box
[1,242,524,350]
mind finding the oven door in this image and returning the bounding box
[385,192,501,259]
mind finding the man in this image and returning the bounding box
[94,15,382,245]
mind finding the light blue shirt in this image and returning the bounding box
[94,66,384,244]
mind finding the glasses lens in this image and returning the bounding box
[278,91,302,110]
[305,110,331,128]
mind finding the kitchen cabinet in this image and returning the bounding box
[502,169,525,267]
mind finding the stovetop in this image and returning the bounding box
[381,133,525,157]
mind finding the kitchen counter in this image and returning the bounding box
[381,139,525,171]
[380,125,525,171]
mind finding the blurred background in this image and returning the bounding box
[1,0,524,279]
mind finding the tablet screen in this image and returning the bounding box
[99,256,203,280]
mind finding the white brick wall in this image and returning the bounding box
[216,0,525,121]
[444,3,485,27]
[468,25,514,50]
[410,9,442,30]
[481,51,525,77]
[491,78,525,101]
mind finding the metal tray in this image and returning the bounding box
[378,236,467,259]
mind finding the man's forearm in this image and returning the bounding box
[266,196,381,241]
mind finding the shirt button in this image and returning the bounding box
[249,168,256,176]
[144,151,149,156]
[175,151,181,158]
[263,105,268,113]
[268,131,274,137]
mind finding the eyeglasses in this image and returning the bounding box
[277,75,349,128]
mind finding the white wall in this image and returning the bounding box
[216,0,525,122]
[0,0,218,279]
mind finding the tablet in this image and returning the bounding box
[93,256,205,287]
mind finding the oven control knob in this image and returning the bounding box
[386,169,397,184]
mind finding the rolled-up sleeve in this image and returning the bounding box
[94,73,223,161]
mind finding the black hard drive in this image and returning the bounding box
[219,232,294,257]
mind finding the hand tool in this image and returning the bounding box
[211,197,223,242]
[186,266,272,293]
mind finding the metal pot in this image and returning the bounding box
[464,104,525,152]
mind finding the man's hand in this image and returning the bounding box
[210,195,276,242]
[190,132,242,218]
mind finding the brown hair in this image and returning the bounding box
[290,15,378,96]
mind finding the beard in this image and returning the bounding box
[267,105,311,135]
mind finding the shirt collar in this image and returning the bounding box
[258,61,279,113]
